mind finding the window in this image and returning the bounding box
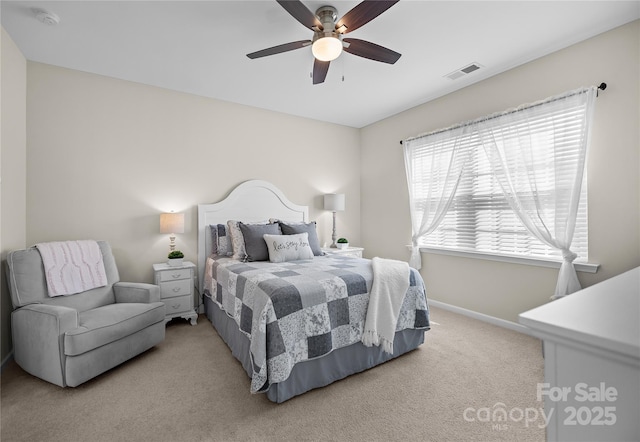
[415,131,588,263]
[404,87,596,278]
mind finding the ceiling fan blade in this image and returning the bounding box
[336,0,399,34]
[343,38,401,64]
[277,0,323,30]
[247,40,311,59]
[312,59,330,84]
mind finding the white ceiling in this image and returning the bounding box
[2,1,639,128]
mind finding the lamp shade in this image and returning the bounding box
[324,194,345,212]
[160,212,185,234]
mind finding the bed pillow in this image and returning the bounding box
[278,221,323,256]
[239,222,282,262]
[209,225,218,255]
[264,232,314,263]
[210,224,232,257]
[227,220,248,260]
[227,220,271,260]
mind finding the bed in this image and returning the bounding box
[197,180,430,402]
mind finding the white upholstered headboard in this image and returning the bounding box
[197,180,308,292]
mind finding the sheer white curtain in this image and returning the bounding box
[477,87,597,298]
[403,125,474,269]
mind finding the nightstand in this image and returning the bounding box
[153,261,198,325]
[321,246,364,258]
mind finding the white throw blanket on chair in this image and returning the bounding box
[36,240,108,297]
[361,257,410,355]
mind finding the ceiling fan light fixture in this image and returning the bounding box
[312,36,343,62]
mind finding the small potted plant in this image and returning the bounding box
[167,250,184,267]
[336,238,349,249]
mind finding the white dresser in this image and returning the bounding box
[153,261,198,325]
[519,267,639,442]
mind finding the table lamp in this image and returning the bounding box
[323,193,345,248]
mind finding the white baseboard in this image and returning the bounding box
[428,299,535,336]
[1,351,14,372]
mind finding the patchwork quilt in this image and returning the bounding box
[205,255,430,394]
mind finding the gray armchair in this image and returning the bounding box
[6,241,165,387]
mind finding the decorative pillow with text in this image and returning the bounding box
[263,232,314,263]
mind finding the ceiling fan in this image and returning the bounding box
[247,0,401,85]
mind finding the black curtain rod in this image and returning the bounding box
[399,83,607,145]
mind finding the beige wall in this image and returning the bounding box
[26,63,361,285]
[1,28,27,363]
[361,20,640,322]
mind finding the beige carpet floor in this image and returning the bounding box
[1,306,545,442]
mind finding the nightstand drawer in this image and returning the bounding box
[158,268,191,282]
[159,279,191,299]
[339,250,362,258]
[321,247,364,258]
[162,294,192,315]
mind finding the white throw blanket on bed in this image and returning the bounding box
[361,257,410,355]
[36,240,107,297]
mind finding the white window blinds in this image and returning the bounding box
[404,86,597,297]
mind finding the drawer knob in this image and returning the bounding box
[171,274,181,279]
[171,304,180,309]
[172,287,181,293]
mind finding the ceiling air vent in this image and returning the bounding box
[445,63,482,80]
